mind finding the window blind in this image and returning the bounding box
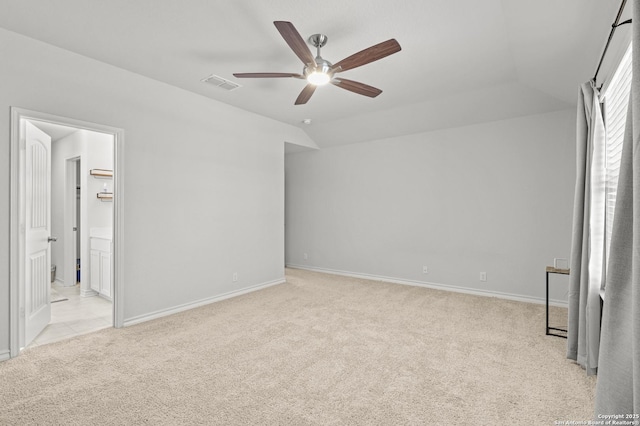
[602,43,632,266]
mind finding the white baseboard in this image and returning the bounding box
[286,264,568,308]
[81,288,98,297]
[123,277,286,327]
[0,349,10,362]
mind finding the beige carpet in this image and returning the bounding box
[1,268,594,425]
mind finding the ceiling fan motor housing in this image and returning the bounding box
[304,57,333,81]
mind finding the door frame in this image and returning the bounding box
[64,156,81,289]
[9,107,125,358]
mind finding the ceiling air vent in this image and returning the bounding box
[201,74,241,91]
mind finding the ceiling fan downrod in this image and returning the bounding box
[308,34,328,59]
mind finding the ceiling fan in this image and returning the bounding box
[233,21,401,105]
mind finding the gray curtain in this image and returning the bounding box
[567,81,606,376]
[595,1,639,415]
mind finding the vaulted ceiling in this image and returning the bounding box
[0,0,631,150]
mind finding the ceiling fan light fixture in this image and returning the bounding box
[305,58,333,86]
[307,71,330,86]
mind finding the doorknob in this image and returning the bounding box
[48,236,57,243]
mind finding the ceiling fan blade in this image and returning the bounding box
[233,72,303,78]
[331,78,382,98]
[274,21,317,67]
[332,39,401,72]
[295,84,316,105]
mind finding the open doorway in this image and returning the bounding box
[34,122,114,347]
[9,108,124,357]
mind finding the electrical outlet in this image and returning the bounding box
[423,266,428,274]
[232,272,238,282]
[303,253,308,260]
[480,272,487,282]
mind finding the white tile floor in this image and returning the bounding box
[28,283,112,348]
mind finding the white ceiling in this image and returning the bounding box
[0,0,631,150]
[30,120,78,142]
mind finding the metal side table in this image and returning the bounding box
[546,266,569,338]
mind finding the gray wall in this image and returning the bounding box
[0,27,308,356]
[285,109,575,303]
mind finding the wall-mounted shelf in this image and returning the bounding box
[90,169,113,178]
[96,192,113,201]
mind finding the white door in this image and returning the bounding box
[24,121,53,346]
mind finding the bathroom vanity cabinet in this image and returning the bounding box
[90,229,112,300]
